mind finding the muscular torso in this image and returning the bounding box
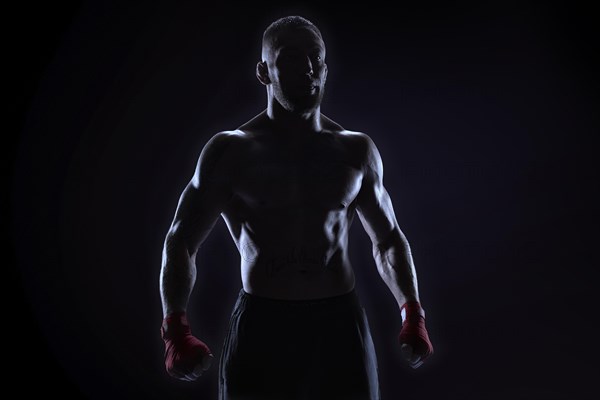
[220,113,366,300]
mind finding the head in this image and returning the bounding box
[256,16,328,114]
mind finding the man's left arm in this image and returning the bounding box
[353,132,434,369]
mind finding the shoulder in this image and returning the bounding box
[192,130,244,185]
[319,114,378,157]
[199,130,247,158]
[334,130,382,170]
[337,129,372,144]
[204,130,245,147]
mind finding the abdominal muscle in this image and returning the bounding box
[240,244,356,300]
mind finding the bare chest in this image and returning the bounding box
[232,136,363,211]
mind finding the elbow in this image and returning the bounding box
[372,231,412,270]
[163,229,195,261]
[375,228,405,254]
[375,257,396,278]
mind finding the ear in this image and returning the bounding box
[323,62,328,82]
[256,61,271,85]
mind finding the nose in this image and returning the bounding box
[302,55,314,76]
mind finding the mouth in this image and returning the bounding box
[300,84,318,93]
[297,79,317,88]
[289,81,319,97]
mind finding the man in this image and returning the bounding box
[159,16,434,400]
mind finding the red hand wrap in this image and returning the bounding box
[399,301,434,360]
[161,312,212,375]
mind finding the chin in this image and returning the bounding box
[284,93,324,114]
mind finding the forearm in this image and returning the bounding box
[373,229,422,321]
[160,232,197,317]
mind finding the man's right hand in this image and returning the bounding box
[161,312,214,381]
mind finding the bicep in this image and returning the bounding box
[167,133,234,255]
[356,179,398,248]
[354,133,400,248]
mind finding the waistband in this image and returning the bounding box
[236,288,361,311]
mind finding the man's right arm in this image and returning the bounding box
[159,132,235,380]
[160,131,235,317]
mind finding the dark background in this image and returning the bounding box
[9,1,598,399]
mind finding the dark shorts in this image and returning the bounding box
[218,288,381,400]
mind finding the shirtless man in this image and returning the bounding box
[159,16,434,400]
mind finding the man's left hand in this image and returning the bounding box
[398,301,434,369]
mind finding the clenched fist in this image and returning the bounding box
[398,301,434,369]
[161,312,214,381]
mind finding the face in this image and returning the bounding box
[262,26,328,113]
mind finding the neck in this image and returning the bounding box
[266,97,322,134]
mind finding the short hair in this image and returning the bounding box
[261,16,323,60]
